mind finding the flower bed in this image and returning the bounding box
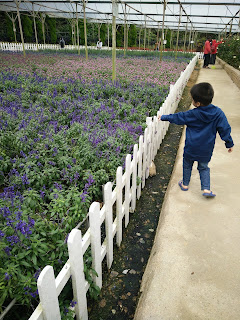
[0,51,193,315]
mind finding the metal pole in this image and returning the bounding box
[188,24,192,51]
[229,20,233,37]
[15,0,26,57]
[144,16,146,50]
[83,0,88,60]
[32,3,38,50]
[107,23,110,49]
[40,13,46,45]
[170,29,173,50]
[157,22,159,43]
[183,21,188,52]
[139,26,141,49]
[160,0,167,62]
[148,28,150,48]
[76,3,80,55]
[124,4,127,56]
[175,5,182,59]
[112,0,117,82]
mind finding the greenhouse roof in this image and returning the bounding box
[0,0,240,34]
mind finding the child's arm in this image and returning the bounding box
[217,113,234,149]
[158,110,194,125]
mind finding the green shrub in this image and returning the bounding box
[218,36,240,70]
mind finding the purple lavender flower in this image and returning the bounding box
[21,174,30,185]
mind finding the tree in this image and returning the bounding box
[116,25,124,47]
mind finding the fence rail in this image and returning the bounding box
[0,42,204,58]
[24,53,198,320]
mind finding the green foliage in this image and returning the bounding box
[46,16,57,44]
[128,24,137,47]
[100,23,107,44]
[116,25,124,47]
[217,36,240,70]
[22,15,33,42]
[36,19,43,43]
[5,13,15,42]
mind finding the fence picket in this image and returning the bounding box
[124,154,131,227]
[137,135,143,200]
[37,266,61,320]
[131,144,138,212]
[89,202,102,288]
[116,166,123,246]
[68,229,88,320]
[104,182,114,268]
[142,127,148,188]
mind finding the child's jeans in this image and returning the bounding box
[183,157,210,190]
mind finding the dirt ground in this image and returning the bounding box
[88,63,200,320]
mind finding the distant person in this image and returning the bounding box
[96,39,102,49]
[203,38,211,68]
[210,39,223,65]
[60,38,65,49]
[158,82,234,198]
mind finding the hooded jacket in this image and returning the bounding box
[161,104,234,162]
[204,40,211,54]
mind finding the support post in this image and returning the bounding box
[83,0,88,60]
[107,22,110,49]
[76,3,80,55]
[124,3,127,56]
[148,28,150,48]
[15,0,26,57]
[32,4,38,50]
[170,29,173,50]
[160,0,167,62]
[175,5,182,59]
[187,24,192,51]
[138,26,141,49]
[144,16,146,50]
[112,0,117,82]
[183,21,188,52]
[229,20,233,37]
[40,13,46,45]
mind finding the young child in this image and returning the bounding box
[159,82,234,198]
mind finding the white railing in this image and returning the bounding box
[26,54,197,320]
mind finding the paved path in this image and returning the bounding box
[134,63,240,320]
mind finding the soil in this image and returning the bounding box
[88,62,201,320]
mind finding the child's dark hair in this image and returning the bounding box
[190,82,214,106]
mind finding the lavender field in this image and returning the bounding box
[0,50,193,314]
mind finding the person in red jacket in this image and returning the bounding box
[203,38,212,68]
[210,39,223,65]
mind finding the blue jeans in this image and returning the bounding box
[183,157,210,190]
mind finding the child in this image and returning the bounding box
[158,82,234,198]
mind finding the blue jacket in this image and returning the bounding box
[161,104,234,162]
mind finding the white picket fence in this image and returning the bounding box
[24,54,197,320]
[0,42,204,58]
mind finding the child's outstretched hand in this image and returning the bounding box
[158,115,162,121]
[228,147,233,153]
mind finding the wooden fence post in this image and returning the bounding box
[104,182,113,268]
[68,229,88,320]
[142,127,148,189]
[89,202,102,288]
[37,266,61,320]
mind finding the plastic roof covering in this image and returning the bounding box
[0,0,240,33]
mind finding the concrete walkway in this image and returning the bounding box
[134,63,240,320]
